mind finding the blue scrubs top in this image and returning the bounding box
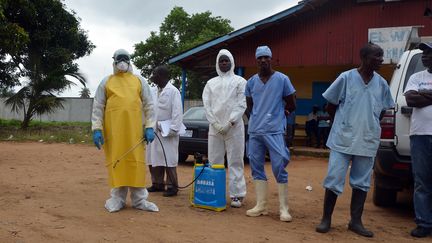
[323,69,394,157]
[245,71,296,135]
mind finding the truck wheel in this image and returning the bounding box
[373,183,397,207]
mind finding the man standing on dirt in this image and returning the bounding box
[202,49,247,208]
[147,65,183,197]
[91,49,159,213]
[404,42,432,238]
[315,43,394,237]
[245,46,296,221]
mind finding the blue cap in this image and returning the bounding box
[255,46,272,59]
[419,42,432,51]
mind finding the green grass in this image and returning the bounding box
[0,119,92,144]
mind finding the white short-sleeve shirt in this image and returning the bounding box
[404,70,432,135]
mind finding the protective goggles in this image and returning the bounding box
[114,54,130,63]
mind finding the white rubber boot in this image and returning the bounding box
[278,183,292,222]
[246,180,268,217]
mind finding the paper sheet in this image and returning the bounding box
[159,120,186,137]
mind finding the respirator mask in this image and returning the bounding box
[114,54,130,72]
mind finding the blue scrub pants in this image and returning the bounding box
[323,150,374,195]
[248,134,290,183]
[410,135,432,228]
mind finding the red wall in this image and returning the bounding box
[230,0,432,67]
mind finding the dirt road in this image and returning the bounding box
[0,142,425,242]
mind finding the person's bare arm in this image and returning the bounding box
[283,93,296,113]
[379,110,386,121]
[326,103,337,121]
[246,96,253,119]
[405,90,432,108]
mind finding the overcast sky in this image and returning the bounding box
[61,0,299,97]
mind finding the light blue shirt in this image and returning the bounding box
[245,71,296,135]
[323,69,394,157]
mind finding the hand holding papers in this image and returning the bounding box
[159,120,186,137]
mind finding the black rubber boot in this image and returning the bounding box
[348,189,374,237]
[316,189,338,233]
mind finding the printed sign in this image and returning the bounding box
[368,26,415,64]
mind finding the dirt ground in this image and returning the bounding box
[0,142,427,243]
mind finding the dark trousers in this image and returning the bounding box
[285,124,295,147]
[305,120,318,146]
[149,165,178,191]
[410,135,432,228]
[317,126,330,147]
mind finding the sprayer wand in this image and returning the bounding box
[113,137,145,168]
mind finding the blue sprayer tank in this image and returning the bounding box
[190,163,226,211]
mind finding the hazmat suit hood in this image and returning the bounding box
[112,49,133,74]
[216,49,235,77]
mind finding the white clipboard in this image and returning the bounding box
[159,120,186,137]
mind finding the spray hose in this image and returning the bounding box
[154,133,206,189]
[112,132,206,190]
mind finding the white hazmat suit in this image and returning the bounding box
[202,49,247,207]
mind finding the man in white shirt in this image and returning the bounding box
[147,65,183,197]
[404,42,432,238]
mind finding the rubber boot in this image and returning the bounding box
[278,183,292,222]
[316,189,338,233]
[348,189,374,237]
[246,180,268,217]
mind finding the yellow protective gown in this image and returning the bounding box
[103,72,146,188]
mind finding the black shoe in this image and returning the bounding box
[163,188,178,197]
[316,189,338,233]
[411,226,432,238]
[147,185,165,192]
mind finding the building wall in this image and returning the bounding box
[232,0,427,123]
[232,0,432,66]
[0,98,94,122]
[0,98,202,122]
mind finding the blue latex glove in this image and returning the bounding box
[93,130,104,150]
[144,127,155,144]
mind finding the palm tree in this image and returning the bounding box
[6,68,87,128]
[79,87,91,98]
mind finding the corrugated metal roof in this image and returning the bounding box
[168,0,328,64]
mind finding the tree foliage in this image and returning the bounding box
[79,87,91,98]
[0,0,29,91]
[1,0,94,128]
[133,6,233,99]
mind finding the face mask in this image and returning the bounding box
[116,61,129,72]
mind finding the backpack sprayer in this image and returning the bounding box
[113,133,227,211]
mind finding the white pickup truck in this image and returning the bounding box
[373,47,425,207]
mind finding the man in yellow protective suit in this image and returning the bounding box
[92,49,159,213]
